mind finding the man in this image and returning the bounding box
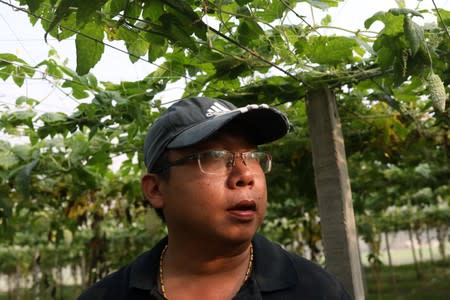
[78,97,350,299]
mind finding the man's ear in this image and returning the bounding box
[141,173,164,209]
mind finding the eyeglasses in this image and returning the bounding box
[155,150,272,175]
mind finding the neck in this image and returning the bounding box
[164,237,252,275]
[159,239,253,299]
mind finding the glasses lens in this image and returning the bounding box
[246,151,272,173]
[197,150,272,174]
[197,150,232,174]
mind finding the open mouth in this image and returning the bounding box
[228,200,257,212]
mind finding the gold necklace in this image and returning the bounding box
[159,244,254,300]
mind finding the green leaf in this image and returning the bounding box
[0,65,13,81]
[162,0,206,39]
[9,110,36,122]
[0,150,19,170]
[69,134,89,165]
[36,59,63,79]
[435,8,450,27]
[196,46,224,63]
[57,64,78,78]
[57,12,78,40]
[389,8,423,18]
[75,21,105,75]
[0,53,27,64]
[125,1,143,21]
[12,72,25,87]
[40,112,68,123]
[321,14,332,26]
[15,96,39,107]
[77,0,108,26]
[403,17,424,56]
[253,0,294,22]
[87,151,110,166]
[93,90,127,105]
[365,11,404,36]
[117,27,149,63]
[0,189,13,222]
[237,19,264,45]
[305,36,360,66]
[110,0,128,16]
[304,0,341,10]
[236,0,252,5]
[44,0,73,41]
[21,64,35,77]
[61,80,90,99]
[72,166,97,192]
[143,0,165,21]
[12,144,33,161]
[14,160,39,200]
[365,11,385,29]
[213,57,248,79]
[148,36,168,63]
[159,14,197,50]
[86,73,99,89]
[163,0,199,22]
[26,0,42,13]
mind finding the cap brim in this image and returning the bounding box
[167,107,289,149]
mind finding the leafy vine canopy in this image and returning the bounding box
[7,0,448,98]
[0,0,449,258]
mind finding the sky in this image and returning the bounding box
[0,0,448,116]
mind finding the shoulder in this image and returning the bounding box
[252,234,351,299]
[77,238,167,300]
[77,264,131,300]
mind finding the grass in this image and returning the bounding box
[365,260,450,300]
[0,285,82,300]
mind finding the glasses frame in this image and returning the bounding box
[153,150,272,175]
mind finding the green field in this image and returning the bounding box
[365,260,450,300]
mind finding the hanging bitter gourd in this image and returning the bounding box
[426,72,447,112]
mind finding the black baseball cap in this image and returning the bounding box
[143,97,290,171]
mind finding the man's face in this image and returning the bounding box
[159,132,268,245]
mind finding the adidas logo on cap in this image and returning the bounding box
[205,102,231,117]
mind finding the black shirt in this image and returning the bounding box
[78,234,351,299]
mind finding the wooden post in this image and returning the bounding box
[306,88,365,299]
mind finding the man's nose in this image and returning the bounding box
[227,155,255,188]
